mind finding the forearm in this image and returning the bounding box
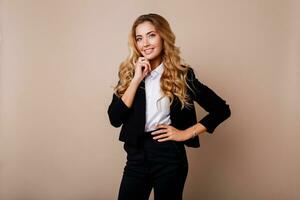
[121,78,141,108]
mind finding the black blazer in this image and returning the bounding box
[107,67,231,148]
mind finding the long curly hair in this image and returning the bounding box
[114,13,192,109]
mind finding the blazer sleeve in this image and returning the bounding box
[107,93,132,128]
[187,68,231,133]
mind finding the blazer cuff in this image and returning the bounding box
[198,104,231,134]
[199,116,216,134]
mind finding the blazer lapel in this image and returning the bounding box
[135,79,146,136]
[170,96,180,123]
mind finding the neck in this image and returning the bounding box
[150,57,162,70]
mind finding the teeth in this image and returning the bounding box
[145,49,153,54]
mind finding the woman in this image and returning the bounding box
[107,13,231,200]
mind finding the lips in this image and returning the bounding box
[144,48,154,55]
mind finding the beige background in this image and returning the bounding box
[0,0,299,199]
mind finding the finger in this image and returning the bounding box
[140,62,147,70]
[141,58,149,68]
[136,57,143,65]
[142,61,150,70]
[157,137,170,142]
[142,66,149,76]
[140,59,150,70]
[156,124,169,129]
[141,63,149,74]
[137,58,144,67]
[151,129,167,135]
[141,60,149,66]
[153,133,170,140]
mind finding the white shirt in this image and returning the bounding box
[144,62,171,132]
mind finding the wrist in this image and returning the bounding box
[191,125,198,138]
[183,128,196,141]
[131,78,141,86]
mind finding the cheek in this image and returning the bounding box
[155,38,163,49]
[136,42,142,50]
[136,43,144,53]
[155,42,163,52]
[153,38,161,46]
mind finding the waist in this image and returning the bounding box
[143,129,159,139]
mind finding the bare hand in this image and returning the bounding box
[133,57,151,82]
[151,124,190,142]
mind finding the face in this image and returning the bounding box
[135,21,163,63]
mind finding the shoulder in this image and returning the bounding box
[180,64,196,81]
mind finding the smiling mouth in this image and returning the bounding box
[144,48,154,55]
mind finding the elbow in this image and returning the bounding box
[107,110,123,128]
[214,104,231,122]
[110,120,122,128]
[224,104,231,120]
[201,104,231,134]
[108,114,123,128]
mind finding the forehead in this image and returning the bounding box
[135,21,156,36]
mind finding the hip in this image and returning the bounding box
[123,131,188,165]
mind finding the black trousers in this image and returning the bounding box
[118,131,189,200]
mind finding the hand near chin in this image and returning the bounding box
[133,57,151,82]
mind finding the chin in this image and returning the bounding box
[144,54,159,61]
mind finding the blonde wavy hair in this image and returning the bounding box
[114,13,193,109]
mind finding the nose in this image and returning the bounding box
[143,38,150,47]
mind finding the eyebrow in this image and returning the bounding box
[135,31,156,38]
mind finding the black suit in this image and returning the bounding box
[107,67,231,148]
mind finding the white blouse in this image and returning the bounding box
[144,62,171,132]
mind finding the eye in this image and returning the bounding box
[136,38,141,42]
[149,34,155,38]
